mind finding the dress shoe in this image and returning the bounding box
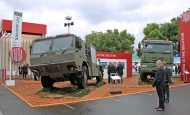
[164,100,169,103]
[156,108,164,111]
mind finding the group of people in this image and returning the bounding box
[18,63,29,80]
[107,62,124,83]
[152,60,172,111]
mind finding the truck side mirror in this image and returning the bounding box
[29,45,32,55]
[78,39,82,49]
[138,42,141,49]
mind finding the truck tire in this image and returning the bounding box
[41,76,54,88]
[140,73,147,80]
[69,75,77,85]
[77,66,88,89]
[96,70,103,82]
[34,75,37,81]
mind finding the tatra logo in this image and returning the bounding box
[97,54,116,57]
[9,47,26,63]
[181,12,190,23]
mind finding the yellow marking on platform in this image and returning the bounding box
[1,83,190,108]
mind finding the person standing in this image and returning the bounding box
[161,61,172,103]
[178,64,180,74]
[116,62,124,83]
[135,64,137,73]
[109,62,116,83]
[175,64,178,75]
[152,60,165,111]
[138,66,141,74]
[107,62,111,83]
[22,63,28,80]
[18,64,22,79]
[26,63,29,79]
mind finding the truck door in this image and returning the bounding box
[90,46,99,76]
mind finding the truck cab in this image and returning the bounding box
[138,39,176,80]
[29,34,103,89]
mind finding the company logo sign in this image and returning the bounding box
[9,47,26,63]
[97,54,116,58]
[181,12,190,23]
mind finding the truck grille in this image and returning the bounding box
[44,64,61,73]
[152,70,157,72]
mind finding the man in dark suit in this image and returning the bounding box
[107,62,111,83]
[116,62,124,83]
[178,64,180,74]
[109,62,116,83]
[152,60,165,111]
[161,61,172,103]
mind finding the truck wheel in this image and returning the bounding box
[77,66,88,89]
[140,73,147,80]
[69,75,77,85]
[34,75,37,81]
[41,76,54,88]
[96,70,103,82]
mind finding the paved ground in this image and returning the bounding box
[0,84,190,115]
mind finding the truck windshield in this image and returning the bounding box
[52,36,73,51]
[143,43,173,53]
[33,40,52,54]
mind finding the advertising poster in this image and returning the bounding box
[98,59,127,78]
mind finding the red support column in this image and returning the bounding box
[179,12,190,81]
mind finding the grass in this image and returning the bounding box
[138,78,153,85]
[36,81,106,98]
[134,74,180,77]
[39,95,50,98]
[94,81,106,88]
[87,81,106,88]
[74,88,90,98]
[36,87,90,98]
[171,74,180,78]
[133,73,140,77]
[137,75,176,85]
[36,88,51,94]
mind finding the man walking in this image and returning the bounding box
[162,61,172,103]
[152,60,165,111]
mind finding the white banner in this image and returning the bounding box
[11,11,22,48]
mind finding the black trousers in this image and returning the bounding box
[23,72,27,79]
[164,85,170,101]
[108,74,110,83]
[156,85,165,109]
[118,74,123,83]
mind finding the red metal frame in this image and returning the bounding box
[96,51,132,77]
[179,13,190,81]
[1,19,46,35]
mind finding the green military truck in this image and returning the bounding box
[29,34,103,89]
[138,39,178,80]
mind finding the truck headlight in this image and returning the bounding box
[70,67,75,71]
[141,65,147,67]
